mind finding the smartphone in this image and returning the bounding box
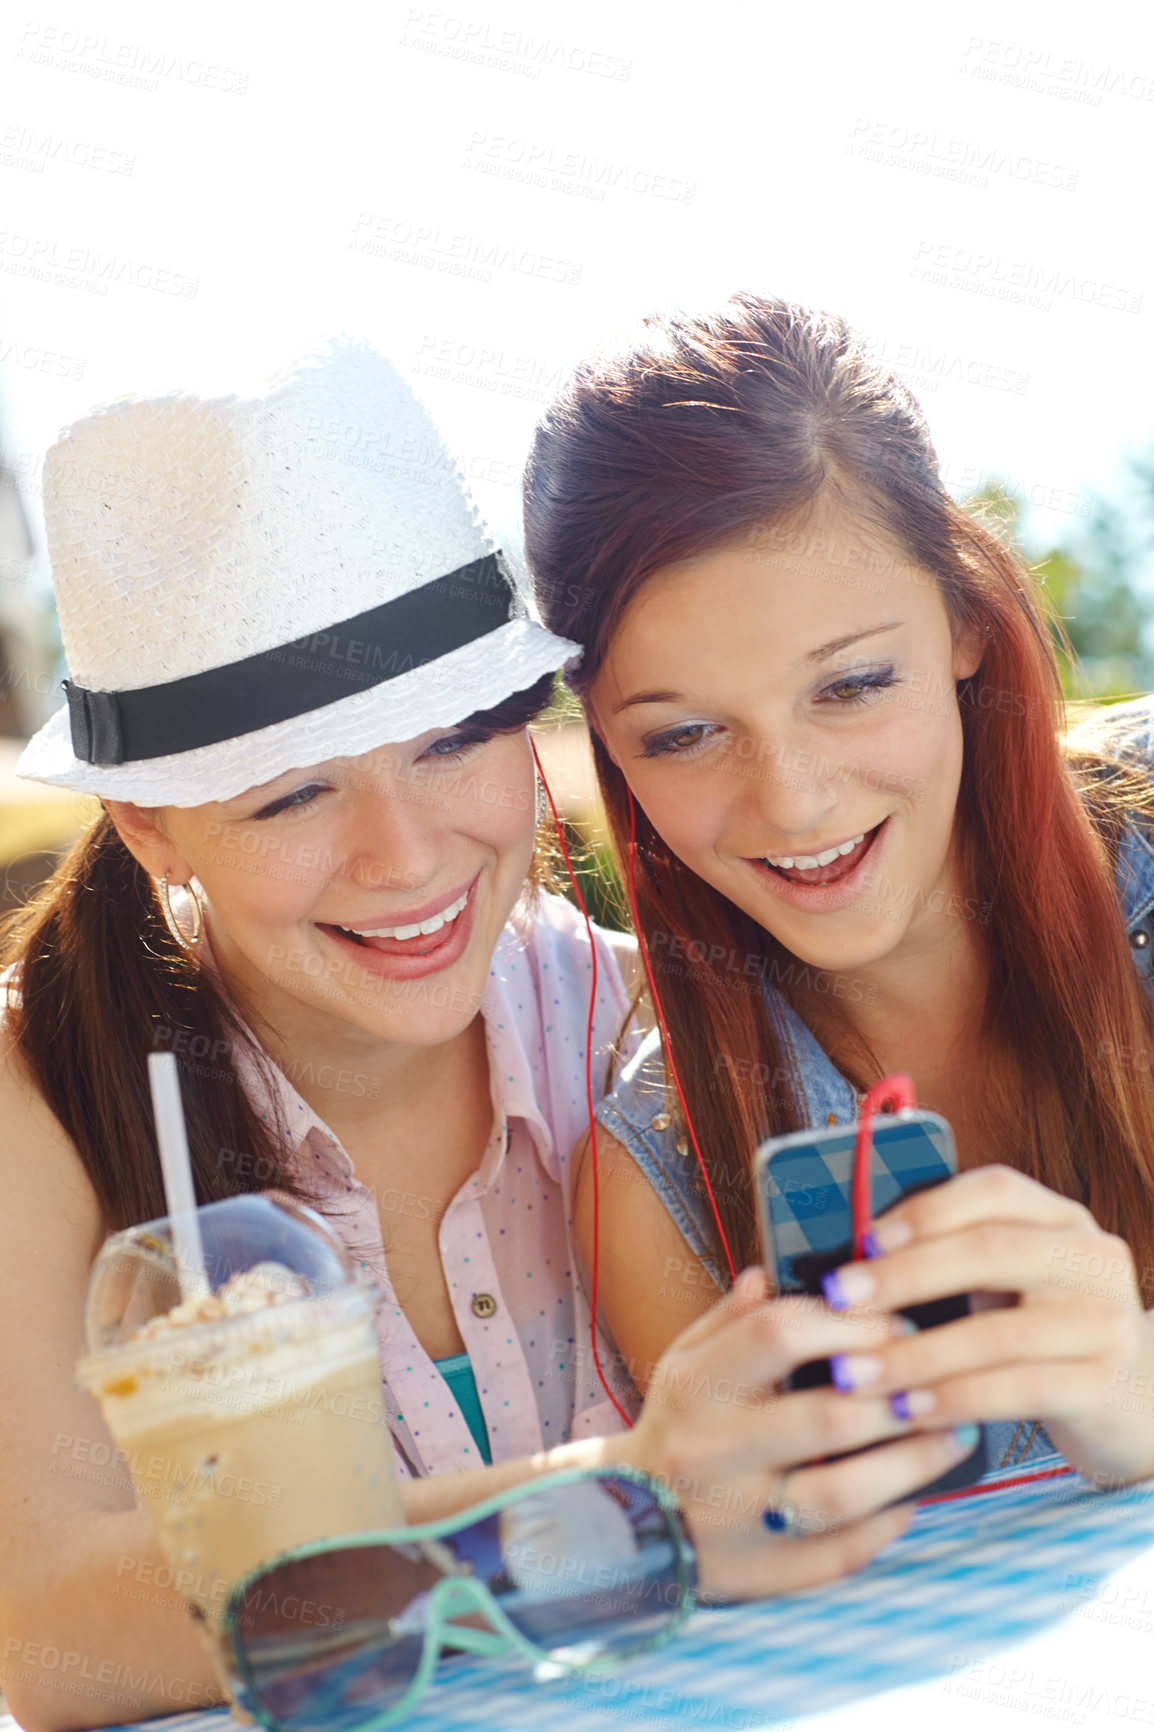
[754,1109,988,1499]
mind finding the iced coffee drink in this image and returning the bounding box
[77,1195,404,1647]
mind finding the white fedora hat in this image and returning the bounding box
[17,339,580,806]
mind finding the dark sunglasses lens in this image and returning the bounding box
[443,1474,691,1663]
[230,1546,441,1732]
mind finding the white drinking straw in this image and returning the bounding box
[147,1051,209,1302]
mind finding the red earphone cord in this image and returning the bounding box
[852,1073,917,1255]
[624,789,738,1287]
[532,742,634,1427]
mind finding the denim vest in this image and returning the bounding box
[596,697,1154,1475]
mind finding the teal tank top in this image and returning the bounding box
[433,1351,493,1465]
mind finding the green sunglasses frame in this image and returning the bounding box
[223,1463,697,1732]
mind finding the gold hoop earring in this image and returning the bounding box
[157,874,204,952]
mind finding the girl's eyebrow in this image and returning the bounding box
[804,622,902,665]
[612,688,682,714]
[612,622,905,714]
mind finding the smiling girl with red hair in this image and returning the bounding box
[526,292,1154,1492]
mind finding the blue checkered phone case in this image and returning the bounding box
[755,1111,988,1497]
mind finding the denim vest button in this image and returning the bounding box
[1131,928,1149,948]
[650,1113,672,1131]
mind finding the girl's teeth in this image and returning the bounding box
[765,833,866,871]
[349,890,469,941]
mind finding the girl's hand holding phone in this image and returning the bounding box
[621,1269,982,1603]
[819,1164,1154,1488]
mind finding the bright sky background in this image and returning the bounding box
[3,0,1154,617]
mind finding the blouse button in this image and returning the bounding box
[650,1113,672,1132]
[471,1293,498,1319]
[675,1137,688,1155]
[1131,928,1149,949]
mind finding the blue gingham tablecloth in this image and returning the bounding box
[6,1459,1154,1732]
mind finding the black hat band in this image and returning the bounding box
[64,552,516,766]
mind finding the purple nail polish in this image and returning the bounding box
[829,1353,855,1392]
[890,1390,912,1421]
[862,1229,884,1260]
[822,1270,850,1311]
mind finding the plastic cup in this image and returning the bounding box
[77,1193,404,1665]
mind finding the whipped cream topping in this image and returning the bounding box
[133,1262,310,1341]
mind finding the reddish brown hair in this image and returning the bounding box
[2,675,557,1235]
[525,293,1154,1281]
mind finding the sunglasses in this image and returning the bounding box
[223,1464,697,1732]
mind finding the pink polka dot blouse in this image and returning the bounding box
[229,891,642,1478]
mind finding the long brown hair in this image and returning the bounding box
[3,675,557,1235]
[525,293,1154,1281]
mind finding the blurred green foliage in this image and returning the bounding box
[534,675,631,932]
[553,821,629,933]
[966,477,1154,701]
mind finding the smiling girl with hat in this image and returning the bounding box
[0,340,968,1731]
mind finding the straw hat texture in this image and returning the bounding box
[18,339,578,806]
